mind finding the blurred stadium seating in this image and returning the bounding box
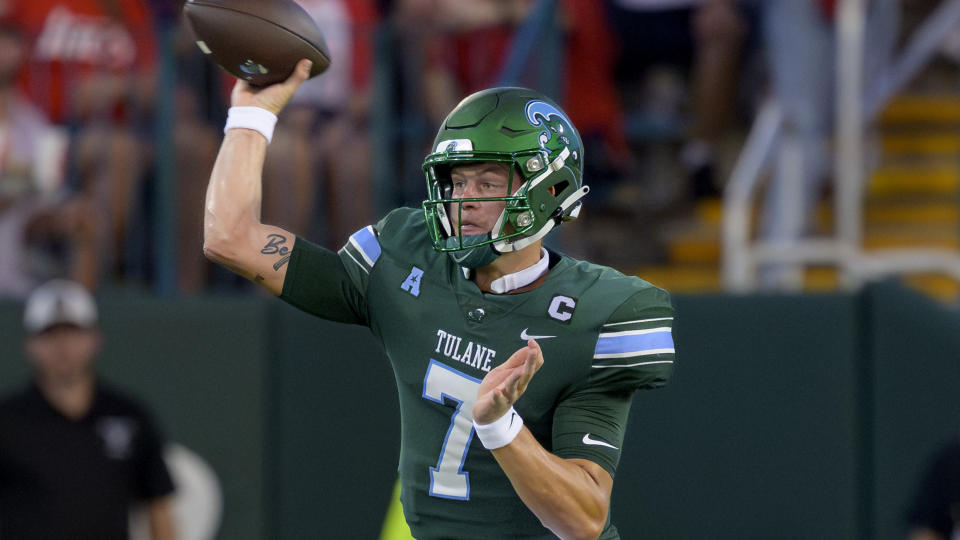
[635,0,960,305]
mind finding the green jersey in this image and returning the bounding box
[280,208,675,539]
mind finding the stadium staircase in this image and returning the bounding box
[633,93,960,302]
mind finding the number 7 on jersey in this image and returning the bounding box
[422,360,481,500]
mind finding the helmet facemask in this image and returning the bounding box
[424,153,540,249]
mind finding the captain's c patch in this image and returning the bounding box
[548,295,577,322]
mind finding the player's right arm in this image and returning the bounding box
[202,60,313,295]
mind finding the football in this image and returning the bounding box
[183,0,331,87]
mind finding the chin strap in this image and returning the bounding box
[490,147,575,253]
[495,219,555,253]
[558,185,590,220]
[494,184,589,253]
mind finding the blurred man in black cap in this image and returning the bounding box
[0,279,176,540]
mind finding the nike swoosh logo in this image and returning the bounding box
[520,328,556,340]
[582,433,618,450]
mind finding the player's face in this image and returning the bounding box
[25,325,100,383]
[448,162,511,236]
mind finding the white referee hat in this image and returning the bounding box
[23,279,98,334]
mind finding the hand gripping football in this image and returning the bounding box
[183,0,331,87]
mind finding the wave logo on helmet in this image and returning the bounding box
[524,100,571,149]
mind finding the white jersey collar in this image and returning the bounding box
[461,248,548,294]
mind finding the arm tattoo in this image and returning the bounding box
[273,256,291,271]
[261,234,291,272]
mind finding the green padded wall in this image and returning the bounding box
[868,282,960,540]
[612,292,862,539]
[266,301,399,539]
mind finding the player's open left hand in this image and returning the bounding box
[473,339,544,425]
[230,58,312,115]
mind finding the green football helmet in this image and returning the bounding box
[422,87,589,268]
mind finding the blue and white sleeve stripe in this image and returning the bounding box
[339,226,381,274]
[592,317,675,369]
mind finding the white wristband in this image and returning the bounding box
[224,106,278,143]
[473,407,523,450]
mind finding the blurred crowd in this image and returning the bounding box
[0,0,919,298]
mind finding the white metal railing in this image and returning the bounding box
[721,99,782,291]
[722,0,960,293]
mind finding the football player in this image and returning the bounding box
[203,59,675,539]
